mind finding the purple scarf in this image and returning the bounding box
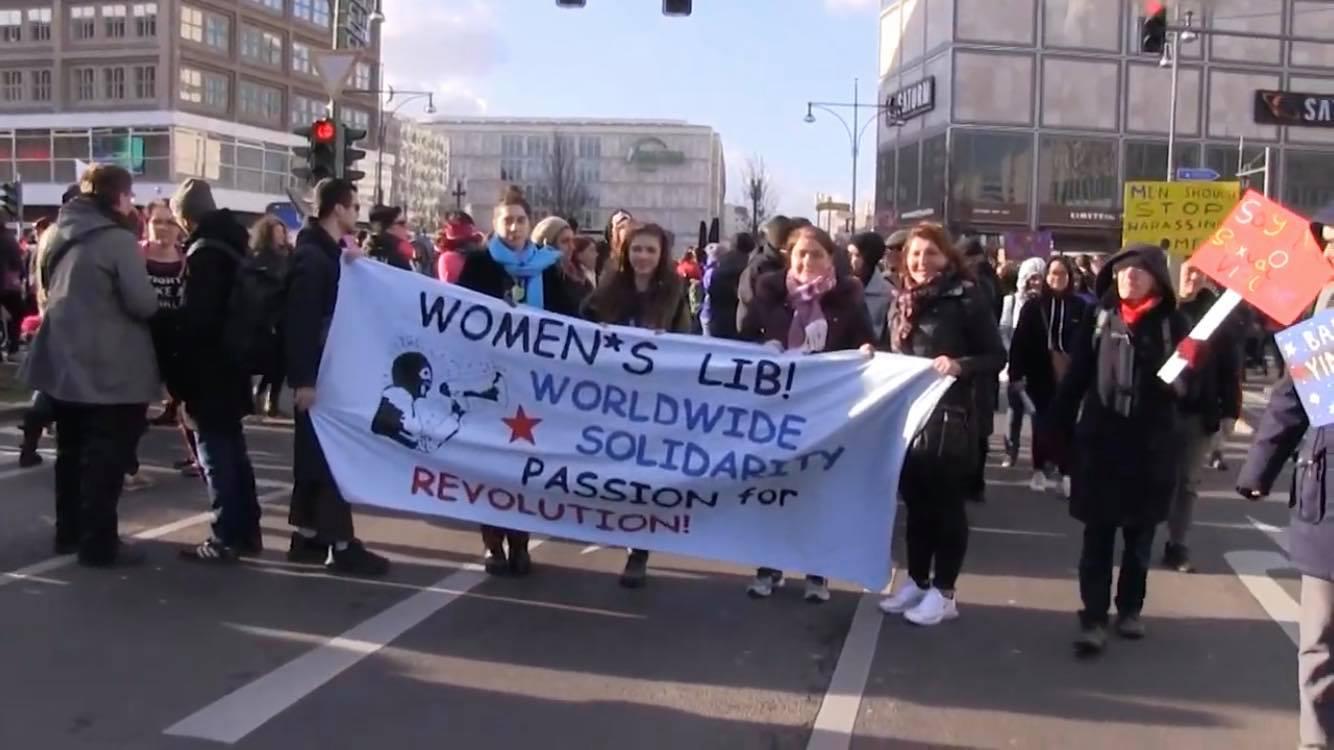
[785,271,837,350]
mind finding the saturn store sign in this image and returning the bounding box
[885,76,935,124]
[627,137,687,171]
[1254,89,1334,128]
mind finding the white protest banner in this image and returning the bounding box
[311,261,952,589]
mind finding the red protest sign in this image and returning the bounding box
[1188,190,1331,325]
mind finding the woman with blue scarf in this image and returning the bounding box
[458,185,576,576]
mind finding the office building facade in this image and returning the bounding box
[0,0,382,217]
[877,0,1334,249]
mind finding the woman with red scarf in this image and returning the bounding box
[738,224,875,604]
[877,223,1005,627]
[1045,243,1190,656]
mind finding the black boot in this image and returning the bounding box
[18,424,42,468]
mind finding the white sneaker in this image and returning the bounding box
[904,588,959,626]
[746,571,783,598]
[1029,471,1048,492]
[1061,475,1072,498]
[804,577,831,603]
[878,581,928,614]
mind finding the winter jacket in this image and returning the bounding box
[1049,244,1189,528]
[1239,375,1334,581]
[176,209,255,429]
[581,276,692,334]
[735,242,786,336]
[456,246,579,317]
[286,221,343,484]
[862,271,894,342]
[740,271,875,353]
[365,231,412,271]
[1178,288,1242,433]
[1008,290,1090,410]
[999,258,1047,349]
[887,275,1006,413]
[20,196,159,405]
[705,247,749,339]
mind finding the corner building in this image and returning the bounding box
[877,0,1334,250]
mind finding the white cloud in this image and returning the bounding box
[379,0,502,116]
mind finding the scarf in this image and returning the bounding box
[1119,295,1160,328]
[785,271,837,351]
[891,273,952,351]
[487,234,561,309]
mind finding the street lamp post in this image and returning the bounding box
[1163,10,1198,181]
[804,77,904,233]
[345,85,436,205]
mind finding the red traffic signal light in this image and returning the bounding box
[312,119,336,144]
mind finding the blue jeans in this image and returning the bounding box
[195,422,261,547]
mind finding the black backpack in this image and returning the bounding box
[189,239,286,375]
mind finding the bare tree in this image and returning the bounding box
[534,133,592,221]
[740,156,777,235]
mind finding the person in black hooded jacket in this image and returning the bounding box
[1045,242,1192,656]
[957,236,1002,503]
[169,178,262,563]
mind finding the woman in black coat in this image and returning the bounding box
[877,223,1005,627]
[1007,255,1089,495]
[1046,243,1189,656]
[457,186,576,577]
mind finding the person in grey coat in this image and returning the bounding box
[19,164,159,567]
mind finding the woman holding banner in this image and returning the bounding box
[877,223,1005,627]
[738,224,876,604]
[581,222,693,588]
[457,186,578,577]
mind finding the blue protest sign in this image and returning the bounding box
[1276,309,1334,427]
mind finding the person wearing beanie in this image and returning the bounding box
[998,256,1047,473]
[885,228,909,287]
[1044,243,1191,656]
[169,177,263,563]
[435,211,483,283]
[848,232,892,340]
[365,204,412,271]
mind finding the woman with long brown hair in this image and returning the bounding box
[738,224,876,604]
[248,215,291,417]
[581,222,692,587]
[877,222,1005,626]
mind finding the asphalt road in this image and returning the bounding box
[0,387,1302,750]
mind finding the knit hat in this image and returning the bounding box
[170,178,216,224]
[885,229,909,251]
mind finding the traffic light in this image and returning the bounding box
[292,118,338,185]
[0,181,21,219]
[338,122,368,183]
[663,0,691,15]
[1141,1,1167,54]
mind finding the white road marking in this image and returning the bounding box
[1222,549,1299,647]
[805,592,885,750]
[971,526,1064,538]
[0,485,290,588]
[1247,515,1286,553]
[579,544,600,555]
[164,540,545,744]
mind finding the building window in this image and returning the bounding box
[204,13,228,51]
[1037,135,1118,225]
[73,66,95,100]
[578,136,601,160]
[241,26,282,67]
[950,130,1034,208]
[103,4,127,38]
[248,0,282,12]
[0,10,21,43]
[27,8,51,41]
[291,93,323,127]
[344,106,370,133]
[32,68,50,100]
[1123,140,1200,183]
[134,64,154,99]
[203,71,228,109]
[352,61,371,90]
[180,5,201,41]
[2,70,22,101]
[291,41,312,75]
[293,0,330,27]
[132,2,155,36]
[896,142,919,207]
[179,66,202,103]
[103,66,125,99]
[239,80,282,124]
[71,5,96,39]
[1283,150,1334,219]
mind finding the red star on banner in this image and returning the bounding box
[1291,362,1310,382]
[501,406,543,444]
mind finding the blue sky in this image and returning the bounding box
[382,0,881,218]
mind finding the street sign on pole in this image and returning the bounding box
[1176,167,1220,181]
[313,51,359,99]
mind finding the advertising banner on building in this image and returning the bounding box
[310,261,953,589]
[1122,181,1241,258]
